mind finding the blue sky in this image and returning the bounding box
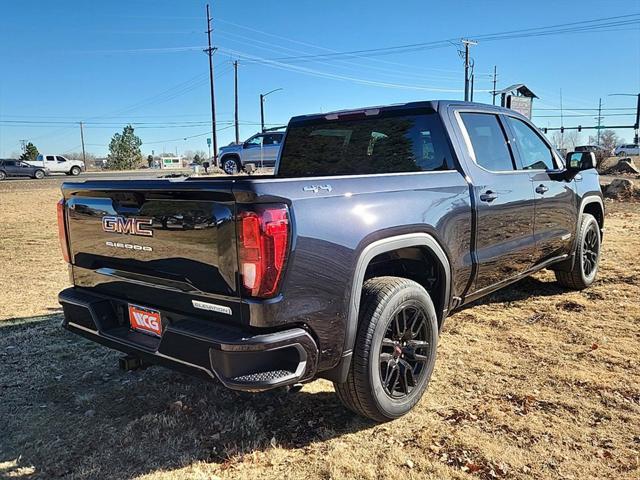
[0,0,639,158]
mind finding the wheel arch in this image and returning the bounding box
[220,153,241,163]
[580,196,604,233]
[325,233,451,383]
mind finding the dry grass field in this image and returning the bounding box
[0,182,638,480]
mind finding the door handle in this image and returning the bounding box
[479,190,498,202]
[535,184,549,194]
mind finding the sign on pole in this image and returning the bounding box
[506,96,533,119]
[206,138,212,146]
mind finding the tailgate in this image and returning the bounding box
[62,180,238,298]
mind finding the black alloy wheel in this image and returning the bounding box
[379,305,430,399]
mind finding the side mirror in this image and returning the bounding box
[243,142,250,149]
[565,151,596,172]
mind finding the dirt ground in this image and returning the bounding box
[0,183,638,480]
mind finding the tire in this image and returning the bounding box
[334,276,438,422]
[619,151,626,157]
[33,169,45,180]
[70,166,81,176]
[222,156,242,175]
[0,170,5,181]
[555,213,601,290]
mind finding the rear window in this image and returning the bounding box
[278,113,454,177]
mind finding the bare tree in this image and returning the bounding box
[588,130,619,154]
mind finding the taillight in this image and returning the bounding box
[57,199,70,263]
[237,205,290,298]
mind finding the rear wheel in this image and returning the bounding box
[222,157,242,175]
[33,169,45,179]
[555,213,601,289]
[619,151,627,157]
[0,170,6,181]
[334,276,438,422]
[70,166,81,176]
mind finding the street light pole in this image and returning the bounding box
[259,88,283,133]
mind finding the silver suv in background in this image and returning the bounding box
[218,132,284,174]
[614,144,640,156]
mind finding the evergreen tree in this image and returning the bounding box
[107,125,142,170]
[20,142,39,162]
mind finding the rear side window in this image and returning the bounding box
[505,116,556,170]
[263,134,283,145]
[278,113,454,177]
[460,113,515,171]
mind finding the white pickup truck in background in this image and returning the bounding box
[27,154,84,175]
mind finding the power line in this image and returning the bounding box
[235,14,640,63]
[218,46,488,93]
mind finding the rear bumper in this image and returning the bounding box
[59,287,318,391]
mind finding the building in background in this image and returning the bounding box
[159,156,184,170]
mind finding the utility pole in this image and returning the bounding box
[204,4,218,166]
[560,88,564,150]
[461,39,477,102]
[233,60,239,144]
[635,93,640,144]
[492,65,498,105]
[79,122,86,163]
[19,139,27,152]
[595,98,603,145]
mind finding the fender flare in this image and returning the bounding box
[578,195,604,240]
[579,195,604,221]
[343,232,451,358]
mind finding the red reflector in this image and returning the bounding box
[238,205,290,298]
[57,199,70,263]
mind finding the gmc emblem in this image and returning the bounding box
[102,215,153,237]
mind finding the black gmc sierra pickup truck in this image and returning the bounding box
[57,101,604,422]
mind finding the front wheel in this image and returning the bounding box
[334,276,438,422]
[555,213,601,289]
[0,171,6,181]
[70,166,81,176]
[33,169,45,179]
[222,157,241,175]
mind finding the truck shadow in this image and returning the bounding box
[461,275,566,310]
[0,314,374,480]
[0,277,565,478]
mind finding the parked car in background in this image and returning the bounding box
[57,100,604,422]
[0,159,48,180]
[614,143,640,156]
[218,131,284,174]
[27,154,84,176]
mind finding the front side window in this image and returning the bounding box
[460,113,515,171]
[245,135,263,147]
[505,116,556,170]
[278,113,454,177]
